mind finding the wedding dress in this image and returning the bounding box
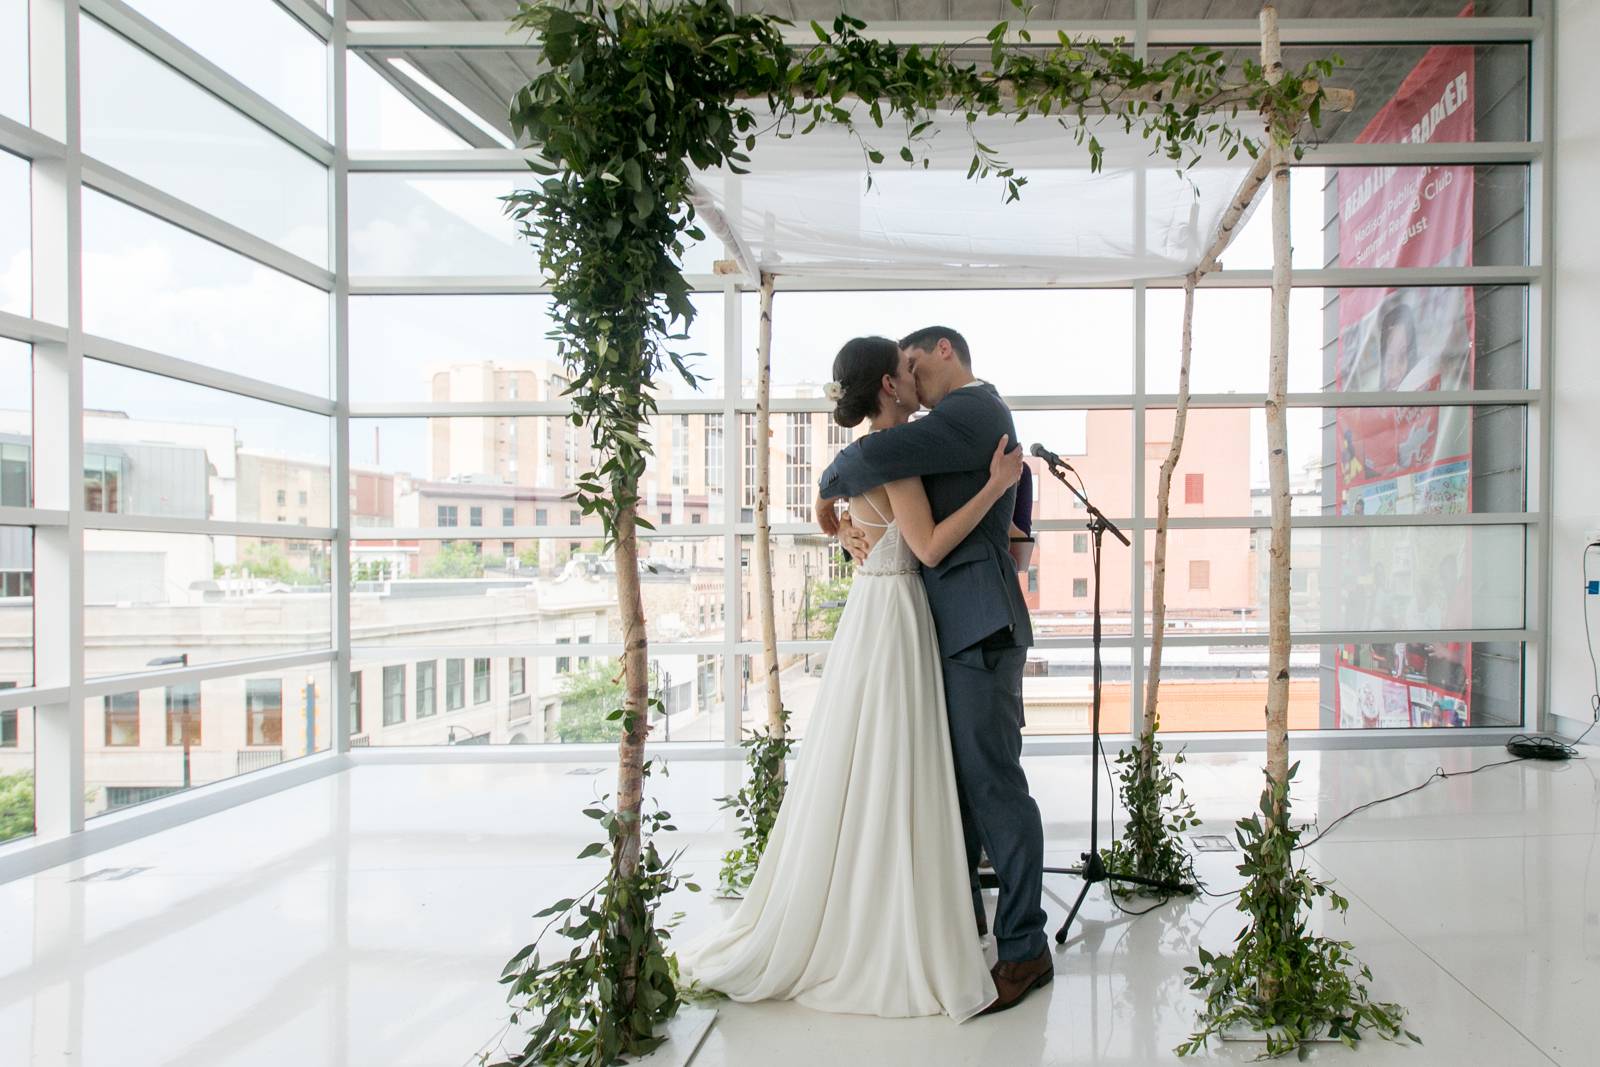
[681,500,997,1022]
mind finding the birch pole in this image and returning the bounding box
[1143,153,1272,742]
[613,473,649,885]
[1261,0,1293,809]
[753,271,785,740]
[1143,277,1196,761]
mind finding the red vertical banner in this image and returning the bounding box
[1333,23,1477,728]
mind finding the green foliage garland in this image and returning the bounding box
[494,768,697,1066]
[499,1,1339,1061]
[1101,721,1201,899]
[1176,767,1419,1059]
[715,708,796,896]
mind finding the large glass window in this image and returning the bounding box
[348,293,726,400]
[0,700,33,843]
[0,1,1549,823]
[0,151,28,317]
[1155,405,1526,518]
[0,687,17,748]
[81,360,335,523]
[83,532,332,678]
[86,666,331,817]
[742,289,1134,397]
[121,0,329,137]
[82,190,331,395]
[346,52,471,151]
[1138,638,1522,733]
[0,1,26,125]
[349,654,663,745]
[347,535,725,650]
[1224,166,1530,271]
[0,524,31,684]
[0,340,29,511]
[1142,524,1526,634]
[80,17,329,265]
[1145,288,1528,394]
[349,173,532,276]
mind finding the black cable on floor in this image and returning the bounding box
[1298,729,1593,852]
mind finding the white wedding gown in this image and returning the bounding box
[681,508,997,1022]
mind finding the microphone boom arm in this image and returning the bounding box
[1035,454,1130,547]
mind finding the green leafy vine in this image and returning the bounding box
[1102,720,1201,899]
[492,765,698,1066]
[715,708,796,897]
[1176,767,1419,1059]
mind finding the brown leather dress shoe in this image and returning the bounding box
[979,950,1053,1015]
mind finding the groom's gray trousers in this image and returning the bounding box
[816,381,1049,964]
[943,635,1048,962]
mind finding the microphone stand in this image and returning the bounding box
[1036,456,1192,943]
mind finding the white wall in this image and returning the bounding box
[1550,0,1600,736]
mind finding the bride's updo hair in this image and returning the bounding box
[830,336,900,428]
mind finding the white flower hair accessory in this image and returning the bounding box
[823,381,845,402]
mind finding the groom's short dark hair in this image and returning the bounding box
[899,326,971,368]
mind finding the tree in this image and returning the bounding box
[517,545,541,570]
[554,661,626,743]
[423,541,484,579]
[229,544,318,585]
[0,771,33,842]
[806,573,855,641]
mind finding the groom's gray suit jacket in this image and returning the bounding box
[816,381,1033,657]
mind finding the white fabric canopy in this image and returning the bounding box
[692,111,1266,284]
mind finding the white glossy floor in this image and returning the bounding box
[3,743,1598,1066]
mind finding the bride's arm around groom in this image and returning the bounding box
[815,383,1003,516]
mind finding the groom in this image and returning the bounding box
[814,326,1051,1014]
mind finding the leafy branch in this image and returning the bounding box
[492,770,699,1066]
[715,709,796,897]
[1101,720,1201,899]
[1176,768,1419,1059]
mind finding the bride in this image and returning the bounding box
[680,336,1022,1022]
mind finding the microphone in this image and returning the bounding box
[1029,442,1072,471]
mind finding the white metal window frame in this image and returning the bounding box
[0,0,1557,879]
